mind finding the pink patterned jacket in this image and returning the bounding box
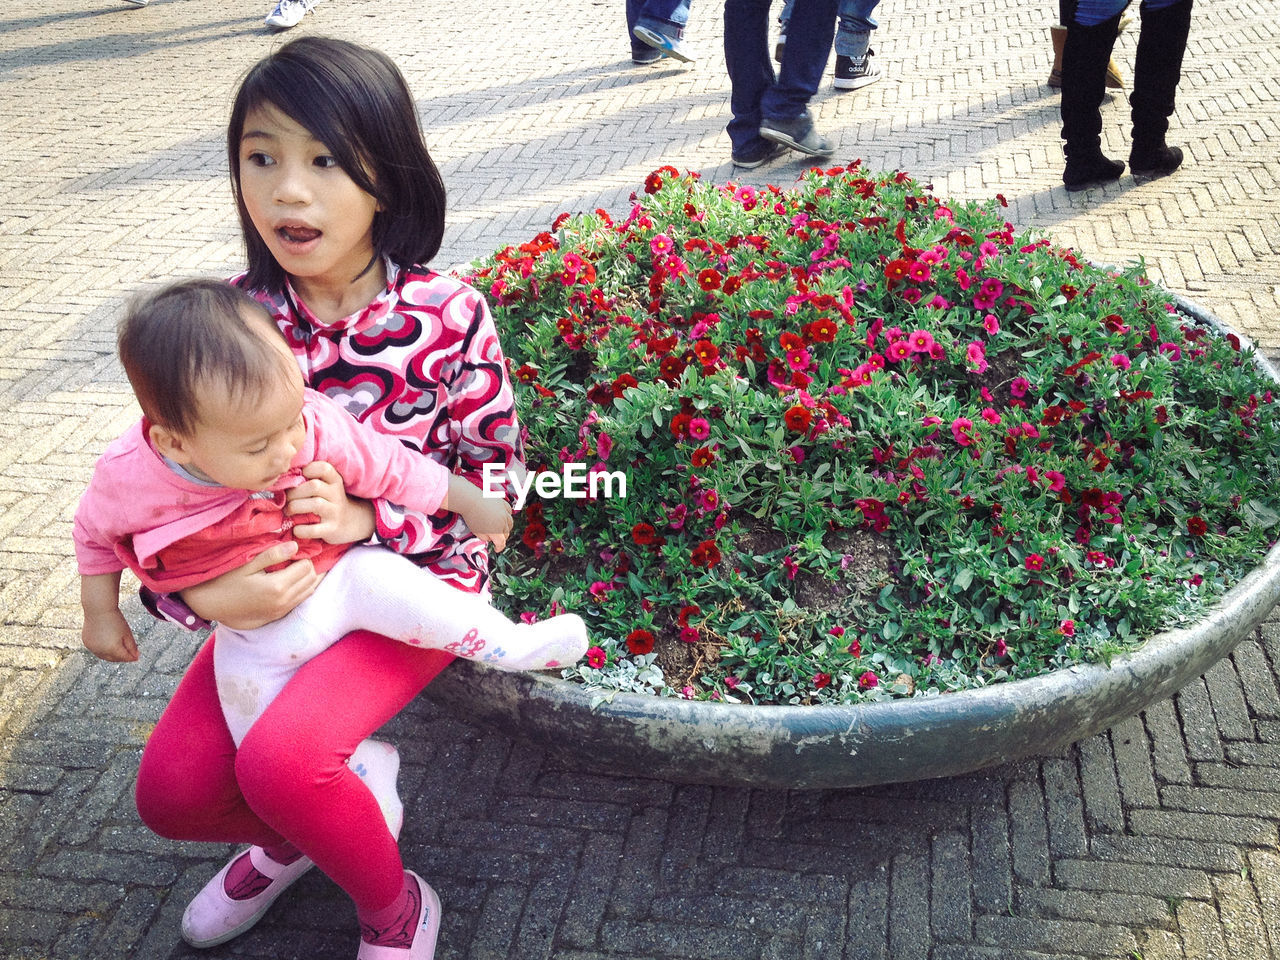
[237,261,524,596]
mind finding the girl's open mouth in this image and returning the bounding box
[277,224,322,246]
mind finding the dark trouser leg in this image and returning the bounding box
[1059,11,1125,190]
[1129,0,1192,176]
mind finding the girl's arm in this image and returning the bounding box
[180,540,323,630]
[369,295,524,556]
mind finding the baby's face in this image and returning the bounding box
[177,334,307,491]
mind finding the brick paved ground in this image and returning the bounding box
[2,0,1279,957]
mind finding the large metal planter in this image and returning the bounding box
[425,298,1280,788]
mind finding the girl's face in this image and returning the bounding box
[237,104,381,297]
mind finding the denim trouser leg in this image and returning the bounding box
[1067,0,1185,26]
[724,0,776,154]
[762,0,838,120]
[630,0,691,47]
[834,0,878,57]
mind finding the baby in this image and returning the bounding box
[75,278,587,745]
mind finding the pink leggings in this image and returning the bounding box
[135,629,453,912]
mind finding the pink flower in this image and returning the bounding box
[650,233,674,257]
[980,407,1002,426]
[966,341,988,373]
[680,626,700,643]
[688,417,711,440]
[908,329,936,353]
[1010,377,1031,397]
[886,339,913,362]
[586,646,607,668]
[1111,354,1131,370]
[858,670,879,689]
[983,313,1000,335]
[950,417,976,446]
[1045,470,1067,493]
[994,639,1008,658]
[596,432,613,460]
[1058,619,1076,637]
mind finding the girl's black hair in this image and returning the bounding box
[228,36,447,293]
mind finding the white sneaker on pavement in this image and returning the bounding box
[264,0,318,29]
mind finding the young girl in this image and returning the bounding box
[77,279,587,745]
[130,37,535,959]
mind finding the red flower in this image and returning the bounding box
[697,268,722,291]
[693,339,720,367]
[847,638,862,658]
[784,405,813,433]
[586,646,607,668]
[858,670,879,689]
[612,373,639,397]
[690,540,722,568]
[1187,516,1208,536]
[1024,554,1045,571]
[813,672,832,690]
[521,521,547,551]
[626,629,656,655]
[691,446,716,468]
[513,363,540,383]
[804,317,839,343]
[677,604,701,627]
[631,522,659,545]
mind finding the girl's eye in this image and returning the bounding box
[314,155,339,169]
[245,151,274,167]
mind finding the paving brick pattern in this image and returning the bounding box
[1,0,1279,956]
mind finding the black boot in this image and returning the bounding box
[1129,0,1193,179]
[1059,12,1125,191]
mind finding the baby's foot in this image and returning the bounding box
[480,614,589,671]
[348,739,404,838]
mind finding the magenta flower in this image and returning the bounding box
[649,233,674,257]
[1111,354,1131,370]
[908,329,935,353]
[886,339,913,362]
[596,432,613,460]
[980,407,1002,425]
[1010,377,1031,397]
[1058,619,1076,637]
[586,646,607,669]
[1024,554,1045,571]
[858,670,879,689]
[966,341,989,374]
[983,313,1000,335]
[687,417,711,440]
[950,417,975,446]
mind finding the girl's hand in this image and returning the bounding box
[443,475,513,553]
[181,541,321,630]
[287,461,376,545]
[82,609,139,663]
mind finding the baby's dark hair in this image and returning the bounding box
[228,36,447,292]
[118,278,293,436]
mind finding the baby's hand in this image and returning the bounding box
[82,609,139,663]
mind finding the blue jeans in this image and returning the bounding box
[723,0,838,154]
[780,0,879,58]
[627,0,691,55]
[1065,0,1182,27]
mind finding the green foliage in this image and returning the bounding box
[462,163,1280,705]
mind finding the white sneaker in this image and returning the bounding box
[264,0,318,29]
[120,0,149,6]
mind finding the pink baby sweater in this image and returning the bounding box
[74,388,451,592]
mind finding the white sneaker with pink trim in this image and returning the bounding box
[356,872,442,960]
[180,846,315,948]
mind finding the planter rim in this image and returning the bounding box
[426,295,1280,788]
